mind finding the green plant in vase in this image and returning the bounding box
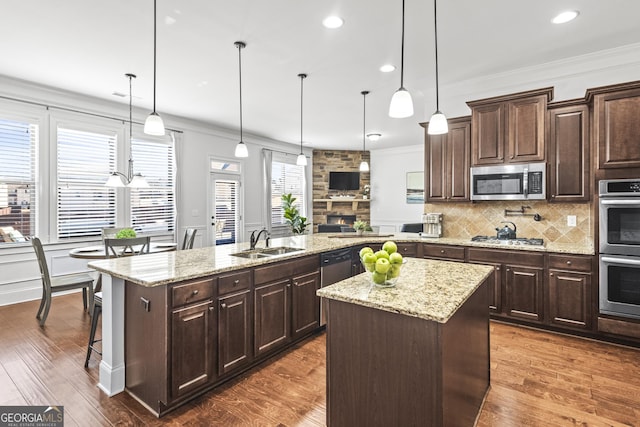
[353,220,369,235]
[282,193,308,235]
[115,228,136,239]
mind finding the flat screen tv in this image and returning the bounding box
[329,171,360,191]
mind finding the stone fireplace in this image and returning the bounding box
[327,214,356,226]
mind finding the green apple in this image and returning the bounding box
[389,252,403,264]
[387,264,401,279]
[359,246,374,260]
[372,271,387,284]
[382,241,397,255]
[375,258,391,274]
[375,250,390,260]
[362,253,377,272]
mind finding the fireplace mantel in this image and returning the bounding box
[312,198,371,210]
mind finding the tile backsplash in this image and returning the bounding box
[424,201,592,245]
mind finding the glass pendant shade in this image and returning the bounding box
[389,88,414,118]
[359,161,370,172]
[144,112,165,136]
[296,153,307,166]
[106,173,126,187]
[235,141,249,158]
[129,174,150,188]
[427,110,448,135]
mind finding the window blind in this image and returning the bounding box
[130,138,175,233]
[271,157,305,226]
[56,126,116,239]
[0,118,38,243]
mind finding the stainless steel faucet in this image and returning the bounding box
[249,228,270,250]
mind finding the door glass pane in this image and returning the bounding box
[608,265,640,305]
[606,208,640,245]
[214,179,238,245]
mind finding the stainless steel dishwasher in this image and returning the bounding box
[320,247,353,326]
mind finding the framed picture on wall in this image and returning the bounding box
[406,171,424,204]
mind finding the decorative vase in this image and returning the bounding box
[356,229,364,236]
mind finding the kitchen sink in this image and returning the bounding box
[259,246,304,255]
[230,246,303,259]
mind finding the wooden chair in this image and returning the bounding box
[181,228,197,250]
[31,237,95,326]
[104,236,151,258]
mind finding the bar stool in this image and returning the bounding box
[84,292,102,368]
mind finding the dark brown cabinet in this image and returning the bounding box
[217,290,252,376]
[422,243,465,261]
[291,271,320,339]
[587,81,640,170]
[422,116,470,201]
[254,279,290,357]
[467,88,552,165]
[547,101,590,202]
[547,254,593,331]
[505,264,544,322]
[171,299,215,398]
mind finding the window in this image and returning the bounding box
[271,156,306,227]
[56,126,117,239]
[130,137,175,234]
[0,118,38,244]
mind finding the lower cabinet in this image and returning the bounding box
[217,289,253,376]
[547,254,593,331]
[291,270,320,339]
[505,264,544,322]
[254,279,290,358]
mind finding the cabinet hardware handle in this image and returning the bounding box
[550,273,554,276]
[288,283,292,288]
[221,303,226,309]
[440,250,445,254]
[234,279,240,285]
[496,267,500,271]
[506,268,510,272]
[209,307,214,312]
[192,289,199,295]
[566,261,572,265]
[552,194,556,198]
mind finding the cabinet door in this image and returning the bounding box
[292,271,320,340]
[593,88,640,169]
[471,103,504,165]
[447,118,471,200]
[504,265,544,322]
[218,290,252,376]
[254,279,290,358]
[547,104,590,202]
[548,269,592,330]
[469,261,502,314]
[507,95,546,163]
[425,132,447,201]
[171,300,215,398]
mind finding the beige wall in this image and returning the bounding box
[425,201,592,245]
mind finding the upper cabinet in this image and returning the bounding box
[546,100,590,202]
[467,88,553,166]
[421,116,471,202]
[587,81,640,170]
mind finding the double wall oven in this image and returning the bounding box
[599,179,640,319]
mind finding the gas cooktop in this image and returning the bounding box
[471,236,544,246]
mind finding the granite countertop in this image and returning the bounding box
[317,258,494,323]
[88,233,593,287]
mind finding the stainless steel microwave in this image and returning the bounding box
[470,163,546,201]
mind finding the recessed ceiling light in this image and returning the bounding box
[379,64,396,73]
[367,133,382,142]
[552,10,579,24]
[322,16,344,29]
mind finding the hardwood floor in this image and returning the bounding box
[1,293,639,426]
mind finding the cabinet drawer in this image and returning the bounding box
[396,243,417,256]
[172,279,214,307]
[254,255,319,286]
[422,244,465,260]
[548,254,592,272]
[218,270,252,296]
[468,248,544,267]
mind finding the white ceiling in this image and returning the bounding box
[2,0,640,151]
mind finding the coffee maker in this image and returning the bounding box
[422,213,443,238]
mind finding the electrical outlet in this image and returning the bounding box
[567,215,577,227]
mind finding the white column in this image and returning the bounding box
[97,273,126,396]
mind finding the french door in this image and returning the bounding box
[210,174,241,246]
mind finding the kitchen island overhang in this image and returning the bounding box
[317,258,494,427]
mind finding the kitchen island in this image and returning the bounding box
[317,258,494,427]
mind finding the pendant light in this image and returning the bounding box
[296,73,308,166]
[234,41,249,158]
[144,0,165,136]
[388,0,414,118]
[359,91,370,172]
[427,0,448,135]
[106,74,149,188]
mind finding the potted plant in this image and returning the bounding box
[353,220,368,235]
[282,193,308,235]
[115,228,136,239]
